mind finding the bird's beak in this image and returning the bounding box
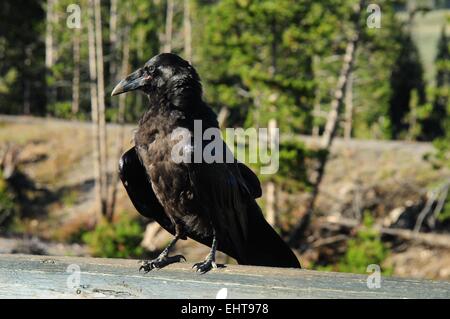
[111,68,150,96]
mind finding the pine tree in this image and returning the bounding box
[197,0,355,134]
[388,33,426,139]
[421,26,449,140]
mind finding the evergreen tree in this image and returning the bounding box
[388,33,426,139]
[351,2,403,139]
[197,0,354,134]
[0,1,46,114]
[421,26,449,140]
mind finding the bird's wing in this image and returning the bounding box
[119,147,174,232]
[119,147,217,248]
[187,140,253,262]
[237,162,262,198]
[119,146,260,261]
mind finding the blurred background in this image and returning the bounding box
[0,0,449,281]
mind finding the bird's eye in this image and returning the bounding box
[145,66,155,74]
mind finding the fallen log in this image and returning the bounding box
[318,216,450,249]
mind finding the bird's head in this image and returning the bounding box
[111,53,202,108]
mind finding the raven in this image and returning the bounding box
[112,53,300,273]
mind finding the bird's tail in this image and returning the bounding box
[239,200,301,268]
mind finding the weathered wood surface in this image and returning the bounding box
[0,254,449,299]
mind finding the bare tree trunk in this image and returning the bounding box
[23,46,32,114]
[344,72,353,139]
[45,0,54,71]
[45,0,56,111]
[265,119,278,227]
[319,215,450,249]
[253,92,262,129]
[183,0,192,62]
[0,144,20,180]
[72,27,81,115]
[24,81,31,115]
[163,0,174,53]
[288,0,364,246]
[217,107,229,129]
[312,56,321,137]
[107,27,130,220]
[109,0,118,83]
[87,0,103,222]
[407,90,419,141]
[408,106,417,141]
[265,182,276,226]
[266,181,277,227]
[94,0,109,218]
[312,88,321,137]
[321,39,359,148]
[108,0,121,143]
[264,22,279,228]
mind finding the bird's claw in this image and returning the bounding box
[192,259,217,274]
[139,255,186,273]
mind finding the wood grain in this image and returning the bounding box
[0,254,449,299]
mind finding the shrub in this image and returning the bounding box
[437,199,450,222]
[47,101,88,121]
[48,102,73,119]
[82,213,144,258]
[337,213,393,275]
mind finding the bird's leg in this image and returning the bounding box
[192,231,218,274]
[139,234,186,273]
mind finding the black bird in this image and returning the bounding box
[112,53,300,273]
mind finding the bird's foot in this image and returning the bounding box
[192,256,217,274]
[139,254,186,273]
